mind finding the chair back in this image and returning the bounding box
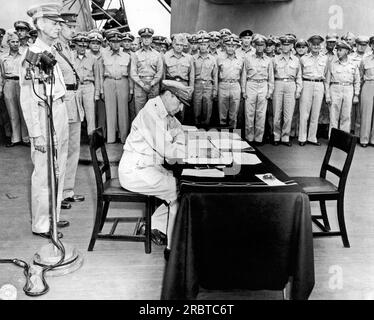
[89,127,111,198]
[320,128,357,193]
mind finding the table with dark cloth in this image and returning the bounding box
[161,145,315,300]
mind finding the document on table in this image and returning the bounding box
[182,168,225,178]
[233,152,262,165]
[183,152,233,165]
[189,138,254,151]
[186,131,242,140]
[255,173,286,186]
[182,125,199,132]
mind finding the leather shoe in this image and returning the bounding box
[164,248,171,261]
[308,141,321,146]
[273,141,279,146]
[282,141,292,147]
[6,141,21,148]
[361,143,368,148]
[33,231,63,239]
[22,141,31,147]
[151,229,167,246]
[57,220,70,228]
[61,200,72,209]
[65,195,85,202]
[299,141,306,146]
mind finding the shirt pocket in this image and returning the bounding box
[120,60,129,76]
[137,56,146,69]
[364,63,374,77]
[104,62,113,77]
[179,61,190,75]
[317,60,327,75]
[288,61,298,76]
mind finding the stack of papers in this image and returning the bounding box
[183,152,233,165]
[255,173,285,186]
[233,152,262,165]
[182,168,225,178]
[182,125,199,132]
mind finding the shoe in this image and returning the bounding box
[22,141,31,147]
[57,220,70,228]
[308,141,321,146]
[254,141,264,146]
[33,231,63,239]
[61,200,72,209]
[64,195,85,202]
[5,141,21,148]
[361,143,368,148]
[164,248,171,261]
[151,229,167,246]
[282,141,292,147]
[273,141,279,146]
[299,141,306,146]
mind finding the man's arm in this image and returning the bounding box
[152,52,164,86]
[267,58,274,98]
[93,57,100,100]
[0,58,4,97]
[130,52,145,88]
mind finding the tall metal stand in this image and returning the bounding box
[32,72,83,276]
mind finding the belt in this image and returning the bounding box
[140,76,154,80]
[195,79,213,84]
[331,82,353,86]
[247,79,267,83]
[365,79,374,82]
[275,78,294,82]
[5,76,19,80]
[220,79,239,83]
[80,80,94,85]
[65,84,78,91]
[166,76,188,82]
[105,76,128,80]
[303,78,324,82]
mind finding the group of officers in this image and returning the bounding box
[3,2,374,257]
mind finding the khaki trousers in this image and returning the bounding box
[218,82,241,128]
[193,81,214,125]
[78,83,95,135]
[134,82,159,115]
[360,81,374,144]
[329,84,353,135]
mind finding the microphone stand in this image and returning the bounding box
[32,67,83,277]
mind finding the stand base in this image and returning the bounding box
[33,243,84,277]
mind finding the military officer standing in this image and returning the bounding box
[130,27,163,115]
[272,35,302,146]
[298,35,328,146]
[0,28,6,55]
[14,21,31,54]
[160,38,169,55]
[265,36,276,58]
[219,28,232,54]
[0,32,29,147]
[217,34,245,128]
[208,31,222,57]
[188,34,199,56]
[54,13,86,208]
[325,41,360,135]
[131,37,141,52]
[163,33,195,123]
[359,36,374,147]
[101,30,132,143]
[192,33,218,126]
[20,3,70,237]
[349,35,369,136]
[73,32,100,136]
[122,32,134,54]
[236,29,255,59]
[242,34,274,144]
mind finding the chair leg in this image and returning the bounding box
[337,198,350,248]
[144,198,152,254]
[99,201,110,232]
[319,200,331,231]
[88,199,104,251]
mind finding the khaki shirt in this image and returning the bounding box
[242,53,274,95]
[360,53,374,82]
[1,51,22,77]
[217,52,244,86]
[326,58,361,96]
[236,46,255,59]
[163,50,195,86]
[273,53,303,94]
[19,38,66,138]
[349,52,366,68]
[300,53,328,80]
[122,96,185,169]
[87,50,104,94]
[74,51,101,98]
[192,53,218,92]
[130,47,163,87]
[53,39,76,85]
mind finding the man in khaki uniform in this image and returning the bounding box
[217,34,245,128]
[130,28,163,115]
[242,34,274,144]
[20,3,70,238]
[188,34,199,56]
[192,33,218,126]
[236,29,255,59]
[325,41,360,135]
[122,32,134,54]
[349,35,369,136]
[163,33,195,123]
[359,36,374,147]
[272,35,302,146]
[54,13,85,208]
[14,21,31,54]
[101,30,132,143]
[0,32,29,147]
[73,32,100,136]
[298,35,328,146]
[208,31,222,58]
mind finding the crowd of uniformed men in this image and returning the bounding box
[2,3,374,238]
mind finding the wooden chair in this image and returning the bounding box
[292,128,357,247]
[88,127,155,253]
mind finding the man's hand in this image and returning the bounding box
[242,92,248,100]
[266,92,272,100]
[33,136,46,153]
[353,95,359,104]
[143,84,151,93]
[100,93,105,101]
[325,95,331,104]
[95,94,100,101]
[295,91,301,99]
[129,93,133,102]
[212,90,217,99]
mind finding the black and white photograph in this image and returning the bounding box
[0,0,373,307]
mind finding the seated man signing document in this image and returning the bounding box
[118,80,195,260]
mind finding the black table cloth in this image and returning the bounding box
[161,146,315,300]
